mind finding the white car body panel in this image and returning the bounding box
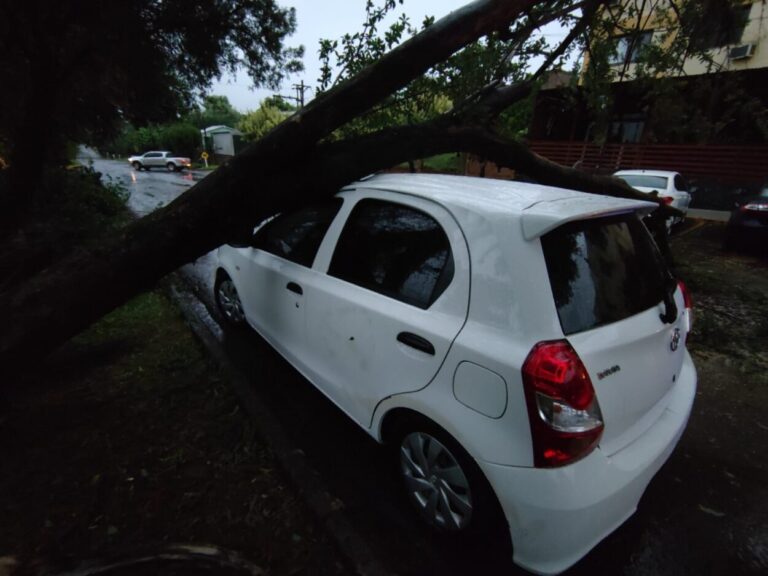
[301,190,471,427]
[216,173,697,575]
[479,350,695,575]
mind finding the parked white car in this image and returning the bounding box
[128,150,192,172]
[614,169,692,230]
[214,174,696,575]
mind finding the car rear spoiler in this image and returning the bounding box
[521,194,657,240]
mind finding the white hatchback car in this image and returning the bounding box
[614,169,692,230]
[214,174,696,575]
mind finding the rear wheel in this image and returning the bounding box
[214,274,246,327]
[395,419,501,537]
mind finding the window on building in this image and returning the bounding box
[609,31,654,65]
[609,115,645,143]
[687,3,751,50]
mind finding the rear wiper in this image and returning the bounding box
[659,277,678,324]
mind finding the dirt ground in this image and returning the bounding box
[0,291,348,576]
[646,220,768,575]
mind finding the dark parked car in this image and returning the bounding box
[724,187,768,256]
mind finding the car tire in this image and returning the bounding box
[131,161,142,170]
[395,418,501,539]
[214,273,247,328]
[166,162,177,172]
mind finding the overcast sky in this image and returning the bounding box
[211,0,569,112]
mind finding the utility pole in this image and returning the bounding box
[277,80,311,109]
[292,81,310,108]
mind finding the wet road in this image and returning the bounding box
[88,158,768,575]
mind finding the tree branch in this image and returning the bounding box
[0,0,540,373]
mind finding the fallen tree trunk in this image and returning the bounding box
[0,0,675,376]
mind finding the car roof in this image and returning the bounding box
[347,173,656,239]
[614,169,679,178]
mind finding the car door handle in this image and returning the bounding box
[397,332,435,355]
[286,281,303,295]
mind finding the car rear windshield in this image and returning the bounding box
[541,214,670,335]
[617,174,668,189]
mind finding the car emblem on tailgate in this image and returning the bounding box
[597,365,621,380]
[670,328,681,352]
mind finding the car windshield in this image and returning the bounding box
[617,174,669,190]
[541,214,671,335]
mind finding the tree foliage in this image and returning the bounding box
[238,104,292,142]
[185,96,244,130]
[317,0,582,139]
[101,123,201,158]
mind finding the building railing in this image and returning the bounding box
[527,141,768,183]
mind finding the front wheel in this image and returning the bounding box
[166,162,177,172]
[131,161,142,170]
[214,274,246,327]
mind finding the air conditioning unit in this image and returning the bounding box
[728,44,756,60]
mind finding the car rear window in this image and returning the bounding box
[541,215,670,335]
[617,174,668,189]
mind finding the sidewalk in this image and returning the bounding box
[688,208,730,222]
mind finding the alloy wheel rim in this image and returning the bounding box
[217,280,245,323]
[400,431,473,531]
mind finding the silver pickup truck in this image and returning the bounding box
[128,151,192,172]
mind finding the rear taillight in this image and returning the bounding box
[522,340,604,468]
[741,201,768,212]
[678,279,693,334]
[661,196,674,205]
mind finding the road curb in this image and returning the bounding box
[165,272,392,576]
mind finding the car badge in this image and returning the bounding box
[670,328,681,352]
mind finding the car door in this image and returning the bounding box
[237,199,344,367]
[303,193,470,428]
[144,152,161,167]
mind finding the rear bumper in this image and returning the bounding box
[478,350,696,575]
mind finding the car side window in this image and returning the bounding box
[674,175,688,191]
[328,199,454,309]
[253,199,343,267]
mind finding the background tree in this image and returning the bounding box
[185,96,245,130]
[0,0,303,224]
[238,101,295,142]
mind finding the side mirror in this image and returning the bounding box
[227,226,255,248]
